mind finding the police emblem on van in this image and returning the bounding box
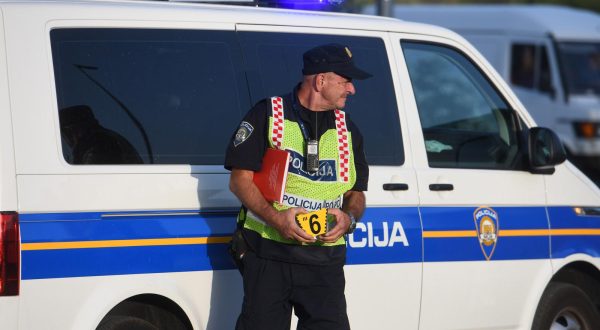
[473,206,499,261]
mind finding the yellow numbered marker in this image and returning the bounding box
[295,208,328,237]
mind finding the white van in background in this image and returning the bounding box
[366,4,600,179]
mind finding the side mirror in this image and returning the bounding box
[528,127,567,174]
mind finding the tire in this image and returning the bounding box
[97,315,159,330]
[532,282,600,330]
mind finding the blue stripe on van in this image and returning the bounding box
[23,244,232,279]
[20,209,238,279]
[548,206,600,258]
[421,206,550,262]
[20,210,236,242]
[346,207,422,264]
[19,206,600,279]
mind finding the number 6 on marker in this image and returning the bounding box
[295,208,327,236]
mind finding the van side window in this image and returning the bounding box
[239,32,403,166]
[539,46,553,93]
[511,43,553,94]
[402,41,524,170]
[511,44,536,88]
[51,29,249,165]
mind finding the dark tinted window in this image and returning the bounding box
[557,42,600,95]
[511,43,553,94]
[403,41,524,170]
[239,32,403,166]
[51,29,249,165]
[511,44,536,88]
[539,46,553,93]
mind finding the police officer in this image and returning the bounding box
[225,43,370,330]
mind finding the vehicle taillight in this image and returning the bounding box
[0,212,19,296]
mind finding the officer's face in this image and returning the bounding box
[320,72,355,110]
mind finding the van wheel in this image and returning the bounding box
[97,315,158,330]
[532,282,600,330]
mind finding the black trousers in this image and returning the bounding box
[235,251,350,330]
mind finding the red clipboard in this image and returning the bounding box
[253,148,290,203]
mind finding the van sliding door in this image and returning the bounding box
[19,26,249,330]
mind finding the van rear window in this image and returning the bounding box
[51,28,249,165]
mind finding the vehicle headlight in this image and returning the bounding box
[573,122,600,138]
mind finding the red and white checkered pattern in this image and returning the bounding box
[335,110,350,183]
[271,97,285,149]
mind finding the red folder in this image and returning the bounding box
[253,148,290,203]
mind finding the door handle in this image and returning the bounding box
[429,183,454,191]
[383,183,409,191]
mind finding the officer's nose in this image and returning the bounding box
[346,82,356,95]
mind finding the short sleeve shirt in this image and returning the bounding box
[225,91,369,192]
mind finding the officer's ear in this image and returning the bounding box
[314,73,326,92]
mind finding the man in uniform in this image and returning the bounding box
[225,43,370,330]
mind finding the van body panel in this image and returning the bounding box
[344,263,421,329]
[16,173,239,212]
[419,260,552,330]
[0,7,19,329]
[0,6,17,211]
[545,162,600,205]
[20,271,239,330]
[0,298,19,330]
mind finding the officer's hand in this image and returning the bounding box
[273,208,317,243]
[319,208,350,243]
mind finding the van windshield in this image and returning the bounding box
[557,42,600,96]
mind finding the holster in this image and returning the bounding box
[228,228,249,274]
[228,208,250,274]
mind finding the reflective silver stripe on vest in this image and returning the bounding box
[246,210,267,226]
[281,192,343,211]
[246,193,343,227]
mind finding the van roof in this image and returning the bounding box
[0,0,456,39]
[383,4,600,41]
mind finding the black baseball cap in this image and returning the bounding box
[302,43,372,80]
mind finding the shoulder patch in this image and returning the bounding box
[233,121,254,147]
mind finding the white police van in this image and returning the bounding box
[366,4,600,180]
[0,1,598,330]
